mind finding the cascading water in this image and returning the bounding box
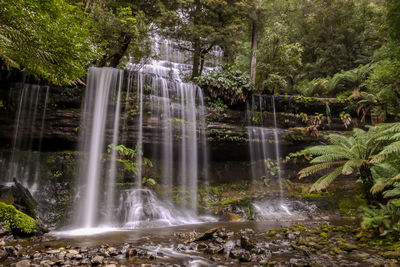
[121,35,212,227]
[0,84,49,193]
[70,35,217,233]
[74,67,123,229]
[247,95,289,218]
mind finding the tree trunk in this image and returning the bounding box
[191,38,201,79]
[109,34,132,68]
[199,53,205,77]
[360,165,375,203]
[250,20,258,87]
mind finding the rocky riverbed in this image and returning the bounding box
[0,220,399,267]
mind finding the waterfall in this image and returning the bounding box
[271,96,284,200]
[122,35,211,226]
[70,34,216,232]
[104,72,123,224]
[247,95,288,216]
[1,84,49,192]
[74,67,123,229]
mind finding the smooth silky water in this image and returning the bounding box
[64,35,216,235]
[0,84,49,193]
[247,95,315,219]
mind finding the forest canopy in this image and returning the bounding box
[0,0,398,101]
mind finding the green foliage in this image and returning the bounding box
[142,177,157,188]
[255,19,303,94]
[205,96,228,110]
[387,0,400,44]
[0,0,100,85]
[298,126,384,194]
[0,202,37,235]
[89,2,151,67]
[292,0,384,79]
[362,200,400,237]
[195,67,255,105]
[107,144,152,175]
[361,56,400,120]
[340,111,352,128]
[160,0,250,78]
[108,144,136,158]
[295,64,372,97]
[299,122,400,238]
[232,0,385,94]
[285,151,311,161]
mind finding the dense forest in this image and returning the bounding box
[1,0,399,117]
[2,0,400,266]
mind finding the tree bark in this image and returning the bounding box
[191,38,201,79]
[199,53,205,77]
[250,20,258,87]
[109,34,132,68]
[360,165,375,203]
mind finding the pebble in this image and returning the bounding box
[91,255,104,265]
[0,248,7,260]
[15,260,30,267]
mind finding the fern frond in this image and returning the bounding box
[302,146,352,161]
[341,159,365,175]
[383,187,400,199]
[328,134,354,148]
[371,172,400,195]
[372,162,399,181]
[371,181,387,195]
[309,166,343,192]
[372,141,400,163]
[353,128,368,140]
[298,161,345,179]
[310,154,349,163]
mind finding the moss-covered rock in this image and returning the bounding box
[0,201,39,236]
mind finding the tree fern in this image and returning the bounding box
[298,124,396,197]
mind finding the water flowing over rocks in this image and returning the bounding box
[0,222,398,266]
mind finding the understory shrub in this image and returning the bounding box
[195,67,255,106]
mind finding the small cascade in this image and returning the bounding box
[271,96,284,199]
[247,95,288,216]
[119,189,203,228]
[252,199,318,220]
[1,84,49,192]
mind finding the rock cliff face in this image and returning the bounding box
[0,84,363,227]
[0,84,357,152]
[0,83,362,184]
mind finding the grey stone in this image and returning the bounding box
[0,248,7,261]
[15,260,30,267]
[91,255,104,265]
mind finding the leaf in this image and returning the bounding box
[298,161,345,179]
[309,166,343,192]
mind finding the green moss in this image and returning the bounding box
[337,190,367,215]
[302,192,328,201]
[217,198,239,206]
[0,202,37,235]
